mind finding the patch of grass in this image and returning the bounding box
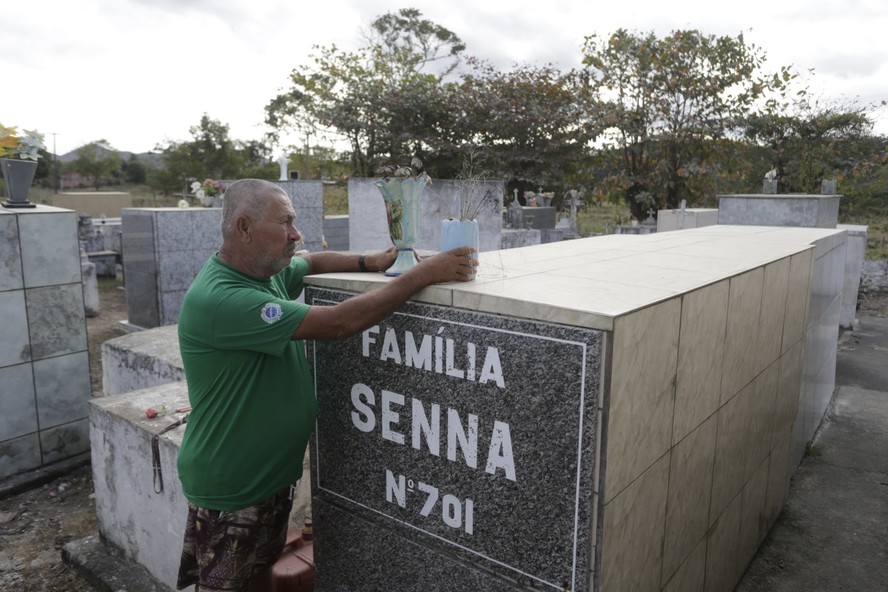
[839,214,888,260]
[97,275,123,294]
[575,201,632,236]
[323,184,348,215]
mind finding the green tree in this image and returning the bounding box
[153,114,268,195]
[581,29,784,217]
[457,59,594,200]
[363,7,465,82]
[742,88,880,193]
[284,145,352,181]
[122,155,148,185]
[32,148,53,188]
[265,8,464,177]
[182,114,242,179]
[72,140,122,190]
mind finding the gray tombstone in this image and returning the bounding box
[821,179,837,195]
[508,195,523,229]
[307,289,603,592]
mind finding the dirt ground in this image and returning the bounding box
[1,278,886,591]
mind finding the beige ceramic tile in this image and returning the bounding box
[666,239,796,269]
[674,281,729,444]
[600,455,669,592]
[555,260,718,294]
[709,380,755,526]
[604,299,680,502]
[663,415,717,583]
[623,251,754,279]
[790,389,811,469]
[781,249,813,354]
[746,361,779,482]
[305,273,455,307]
[452,274,679,331]
[609,234,714,251]
[773,340,804,449]
[738,456,770,564]
[757,258,790,373]
[764,424,793,527]
[663,538,706,592]
[720,268,764,404]
[704,491,742,592]
[752,226,845,246]
[476,248,637,278]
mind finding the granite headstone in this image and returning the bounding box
[307,287,604,592]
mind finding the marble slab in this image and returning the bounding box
[307,287,603,592]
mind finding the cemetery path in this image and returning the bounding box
[0,463,95,591]
[87,279,129,396]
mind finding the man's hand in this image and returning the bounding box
[294,246,478,341]
[366,246,400,272]
[415,247,477,283]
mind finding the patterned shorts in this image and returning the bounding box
[176,487,295,591]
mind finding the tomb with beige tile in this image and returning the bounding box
[87,224,847,591]
[305,224,846,592]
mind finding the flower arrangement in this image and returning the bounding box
[0,124,46,160]
[376,156,430,184]
[191,178,225,197]
[452,149,500,221]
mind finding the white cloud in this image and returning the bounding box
[4,0,887,155]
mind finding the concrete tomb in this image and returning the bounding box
[0,206,91,479]
[121,181,325,329]
[717,193,840,228]
[87,224,849,592]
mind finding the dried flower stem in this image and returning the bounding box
[454,149,501,221]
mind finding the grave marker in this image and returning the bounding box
[308,288,603,592]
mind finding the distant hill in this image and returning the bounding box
[56,149,162,168]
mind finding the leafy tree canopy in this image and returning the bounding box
[150,114,274,195]
[265,8,464,177]
[581,28,784,216]
[71,140,122,190]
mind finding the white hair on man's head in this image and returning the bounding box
[221,179,287,241]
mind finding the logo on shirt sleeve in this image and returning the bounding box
[260,302,283,324]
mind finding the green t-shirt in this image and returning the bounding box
[176,254,316,511]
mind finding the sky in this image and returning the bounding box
[4,0,888,157]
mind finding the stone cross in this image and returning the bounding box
[763,169,778,194]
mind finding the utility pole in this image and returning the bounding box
[51,132,59,193]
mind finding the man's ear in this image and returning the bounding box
[236,215,252,242]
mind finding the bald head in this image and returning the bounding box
[221,179,288,242]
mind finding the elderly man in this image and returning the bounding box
[175,179,475,591]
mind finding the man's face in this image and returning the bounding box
[252,192,302,277]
